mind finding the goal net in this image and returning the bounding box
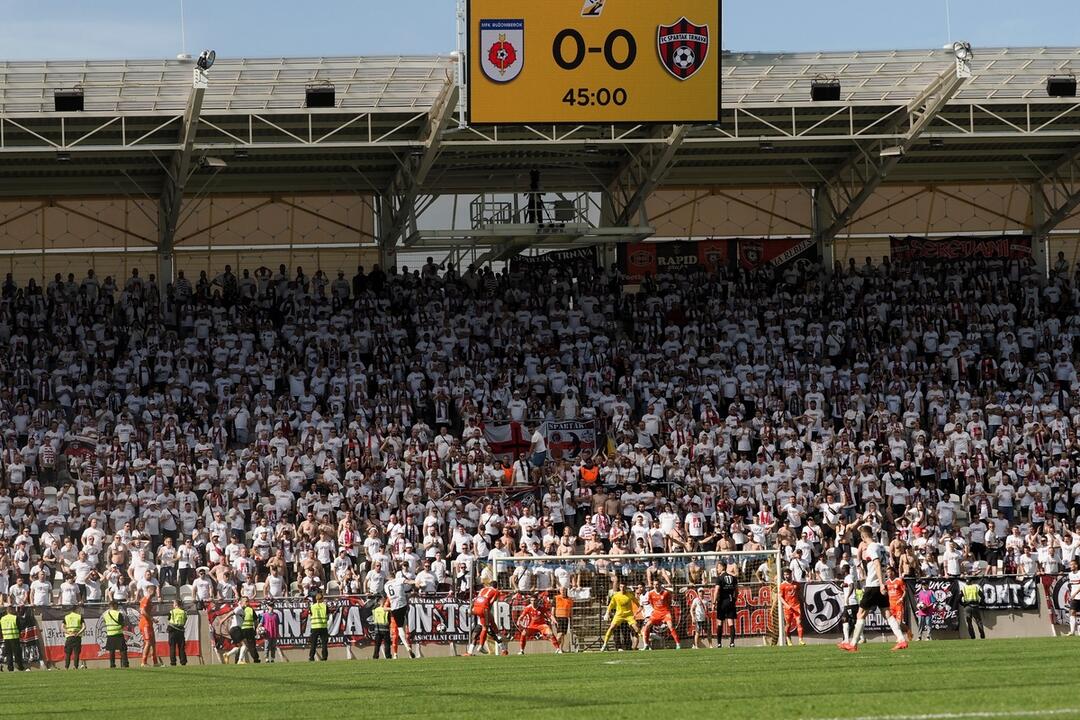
[488,551,782,652]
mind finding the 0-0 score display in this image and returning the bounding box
[467,0,721,124]
[555,27,633,107]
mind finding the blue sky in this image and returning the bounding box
[0,0,1076,60]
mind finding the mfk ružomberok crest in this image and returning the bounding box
[480,19,525,83]
[657,17,710,80]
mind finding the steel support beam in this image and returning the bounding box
[609,124,689,228]
[384,81,458,249]
[815,63,968,248]
[1033,144,1080,249]
[1030,182,1049,277]
[157,68,207,285]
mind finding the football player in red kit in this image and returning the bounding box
[640,580,681,650]
[467,580,505,656]
[779,569,805,646]
[885,567,912,641]
[516,595,561,655]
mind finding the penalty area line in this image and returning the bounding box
[802,708,1080,720]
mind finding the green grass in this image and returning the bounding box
[6,638,1080,719]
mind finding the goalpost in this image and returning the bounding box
[489,550,783,652]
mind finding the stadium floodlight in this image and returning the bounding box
[759,140,775,152]
[56,151,71,162]
[196,49,216,71]
[201,156,228,169]
[879,145,904,158]
[951,41,973,62]
[1047,75,1077,98]
[951,41,973,79]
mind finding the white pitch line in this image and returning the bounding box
[802,708,1080,720]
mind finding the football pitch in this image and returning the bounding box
[4,638,1080,720]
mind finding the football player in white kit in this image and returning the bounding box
[1067,559,1080,636]
[840,563,859,645]
[385,570,420,658]
[838,525,908,652]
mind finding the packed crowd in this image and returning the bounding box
[2,250,1080,610]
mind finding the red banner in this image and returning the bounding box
[1041,574,1070,629]
[737,237,819,272]
[733,584,775,636]
[40,604,199,663]
[618,240,728,279]
[890,235,1032,261]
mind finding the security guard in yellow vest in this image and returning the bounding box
[1,606,24,672]
[370,602,392,660]
[960,579,986,640]
[102,599,129,668]
[308,592,329,662]
[167,600,189,666]
[63,604,85,670]
[239,596,260,664]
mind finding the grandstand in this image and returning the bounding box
[3,9,1080,713]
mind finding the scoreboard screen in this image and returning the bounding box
[466,0,721,124]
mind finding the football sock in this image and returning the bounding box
[851,619,865,645]
[887,616,905,643]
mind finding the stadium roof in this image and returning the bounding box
[1,46,1079,244]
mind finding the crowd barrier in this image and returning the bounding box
[0,574,1073,668]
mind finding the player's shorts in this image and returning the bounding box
[471,604,490,619]
[716,600,736,621]
[229,627,244,643]
[1070,599,1080,613]
[610,612,638,628]
[649,610,674,626]
[695,620,709,634]
[890,603,905,619]
[859,587,890,611]
[783,608,800,625]
[556,617,570,633]
[524,623,551,638]
[391,607,409,626]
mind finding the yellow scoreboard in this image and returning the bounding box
[466,0,721,124]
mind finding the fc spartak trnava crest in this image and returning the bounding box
[657,17,710,81]
[480,19,524,83]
